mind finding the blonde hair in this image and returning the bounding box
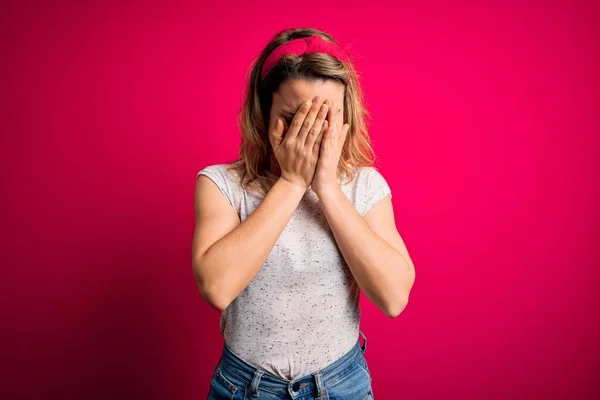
[227,27,379,196]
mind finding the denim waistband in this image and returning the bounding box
[217,330,368,398]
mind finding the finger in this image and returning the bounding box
[313,119,328,156]
[271,118,284,148]
[332,103,339,142]
[320,122,333,158]
[331,123,338,147]
[297,96,324,144]
[304,101,329,148]
[327,100,337,137]
[286,99,313,140]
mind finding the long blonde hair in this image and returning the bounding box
[227,27,378,196]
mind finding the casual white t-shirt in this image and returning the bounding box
[196,160,392,380]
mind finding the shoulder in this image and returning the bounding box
[353,166,389,187]
[352,166,392,216]
[196,160,243,207]
[197,160,242,181]
[197,160,243,190]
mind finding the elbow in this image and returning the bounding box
[192,257,230,312]
[199,282,231,312]
[385,264,415,318]
[385,301,408,318]
[385,296,409,319]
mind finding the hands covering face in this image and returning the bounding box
[269,95,350,193]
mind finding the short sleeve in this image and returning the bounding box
[360,168,392,216]
[196,164,236,209]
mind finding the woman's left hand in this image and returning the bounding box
[311,100,350,195]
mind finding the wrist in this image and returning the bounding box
[276,177,308,195]
[313,184,342,199]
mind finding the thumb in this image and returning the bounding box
[319,126,332,160]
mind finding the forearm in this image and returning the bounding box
[317,186,414,317]
[201,178,305,310]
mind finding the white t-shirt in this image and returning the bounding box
[196,160,392,380]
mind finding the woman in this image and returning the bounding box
[193,27,415,400]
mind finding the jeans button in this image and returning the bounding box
[292,381,300,391]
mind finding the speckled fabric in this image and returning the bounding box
[196,161,392,381]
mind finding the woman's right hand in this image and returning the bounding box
[269,96,330,190]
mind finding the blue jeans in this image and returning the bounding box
[207,330,374,400]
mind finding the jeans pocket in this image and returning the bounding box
[357,355,372,382]
[208,366,243,400]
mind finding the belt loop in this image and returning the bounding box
[359,330,367,353]
[249,369,263,397]
[313,371,329,400]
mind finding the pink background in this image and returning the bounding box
[2,1,598,399]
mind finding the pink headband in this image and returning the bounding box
[261,35,350,81]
